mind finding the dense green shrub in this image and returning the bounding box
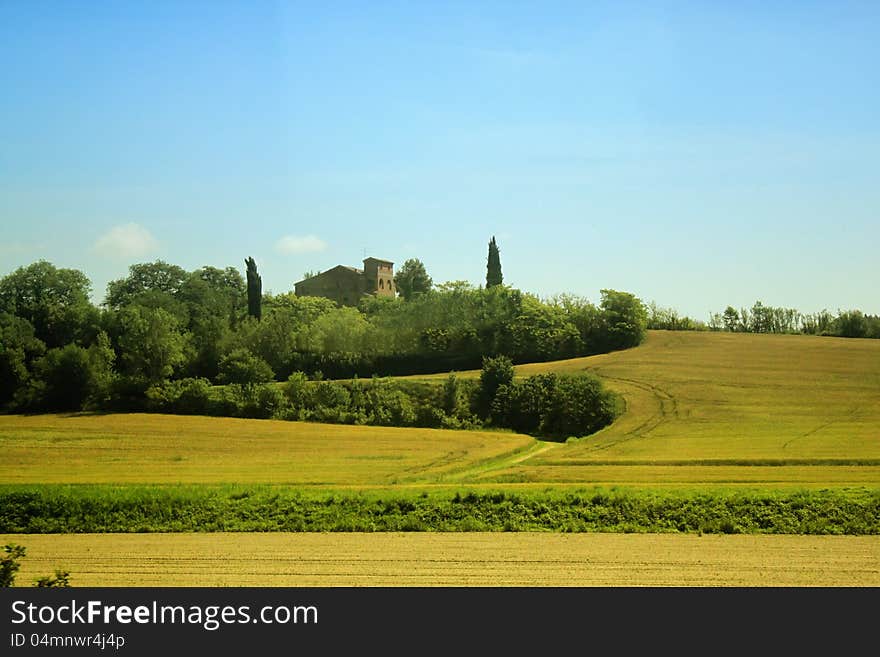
[222,383,288,419]
[539,373,619,438]
[175,377,213,414]
[284,371,311,409]
[492,374,556,434]
[491,373,619,438]
[313,380,351,410]
[217,348,274,385]
[146,377,212,415]
[363,380,417,426]
[28,342,115,411]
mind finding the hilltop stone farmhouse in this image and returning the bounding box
[294,257,396,307]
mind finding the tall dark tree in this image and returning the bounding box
[394,258,433,301]
[245,257,262,321]
[486,236,503,288]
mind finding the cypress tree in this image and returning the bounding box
[245,257,262,321]
[486,236,503,288]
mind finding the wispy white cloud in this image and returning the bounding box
[275,234,327,255]
[93,223,159,258]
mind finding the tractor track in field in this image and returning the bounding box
[782,406,862,450]
[404,440,557,483]
[574,373,680,454]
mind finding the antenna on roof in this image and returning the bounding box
[363,247,367,259]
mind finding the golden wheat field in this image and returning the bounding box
[3,331,879,588]
[4,533,877,587]
[0,413,535,485]
[414,331,880,486]
[511,331,880,485]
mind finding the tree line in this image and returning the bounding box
[0,257,647,413]
[645,300,880,338]
[144,355,619,441]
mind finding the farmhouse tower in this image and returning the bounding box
[362,257,395,299]
[293,257,395,307]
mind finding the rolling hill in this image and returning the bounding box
[1,330,878,488]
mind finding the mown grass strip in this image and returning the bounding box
[1,485,877,535]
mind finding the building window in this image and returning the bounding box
[379,279,384,290]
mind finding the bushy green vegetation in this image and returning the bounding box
[141,359,619,440]
[491,373,620,439]
[0,259,642,432]
[1,485,876,535]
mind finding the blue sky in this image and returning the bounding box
[1,1,877,319]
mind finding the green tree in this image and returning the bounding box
[539,373,619,438]
[597,289,647,351]
[442,372,464,417]
[218,348,274,385]
[301,307,369,355]
[508,294,581,362]
[31,344,100,410]
[245,257,262,321]
[486,236,503,288]
[491,374,555,434]
[0,313,45,407]
[192,266,246,314]
[750,301,772,333]
[479,354,514,417]
[554,295,601,354]
[393,258,433,301]
[86,331,117,406]
[284,371,312,410]
[246,310,301,379]
[835,310,868,338]
[722,306,739,332]
[105,261,189,309]
[0,260,97,348]
[183,266,246,324]
[115,306,186,385]
[177,269,246,378]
